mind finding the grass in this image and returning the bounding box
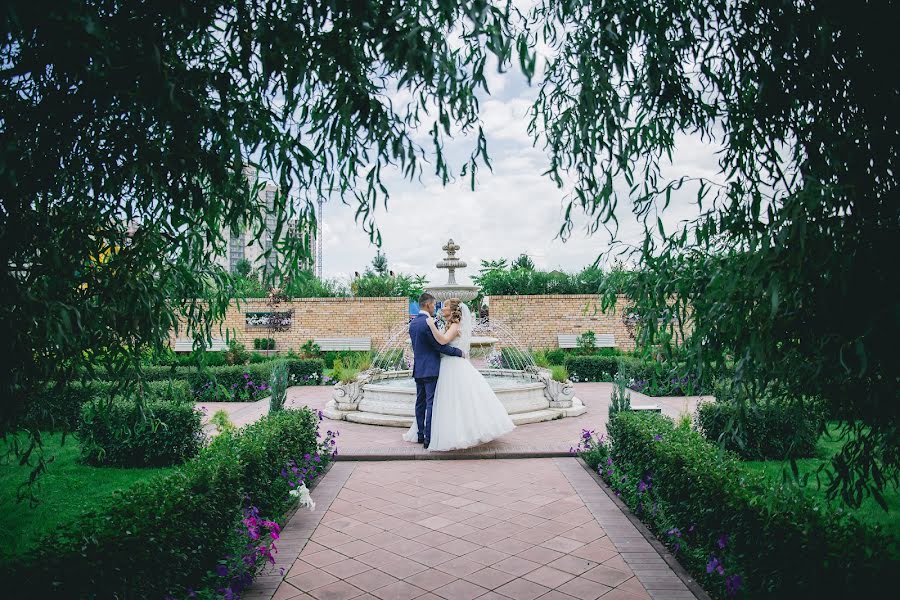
[743,423,899,533]
[0,432,174,561]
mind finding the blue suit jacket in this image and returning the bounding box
[409,313,463,379]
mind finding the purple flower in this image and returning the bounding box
[673,542,681,554]
[216,564,229,577]
[606,457,613,466]
[667,527,682,538]
[707,556,722,575]
[725,574,743,596]
[637,481,649,493]
[653,434,663,442]
[717,533,729,549]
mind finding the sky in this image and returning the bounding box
[316,55,723,287]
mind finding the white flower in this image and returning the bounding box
[289,482,316,510]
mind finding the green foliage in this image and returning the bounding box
[234,259,252,278]
[299,340,322,359]
[549,365,569,383]
[600,412,896,599]
[6,408,333,597]
[77,398,203,467]
[0,432,175,561]
[223,340,251,366]
[351,272,426,299]
[696,382,826,460]
[474,261,625,296]
[268,362,289,413]
[24,380,192,432]
[534,0,897,504]
[576,330,597,354]
[531,349,552,368]
[372,348,408,371]
[253,338,276,350]
[371,250,389,275]
[511,253,535,270]
[321,350,368,369]
[564,355,620,382]
[209,409,235,434]
[608,372,631,420]
[230,269,349,299]
[332,354,372,384]
[498,347,534,370]
[543,348,566,365]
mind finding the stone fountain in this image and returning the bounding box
[322,240,587,427]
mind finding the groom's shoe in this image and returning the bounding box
[423,439,430,449]
[417,437,425,444]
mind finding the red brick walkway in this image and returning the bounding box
[244,459,702,600]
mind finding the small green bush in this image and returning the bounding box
[209,409,235,433]
[322,350,369,369]
[24,380,192,431]
[544,348,567,365]
[596,412,895,599]
[77,397,204,467]
[695,383,825,459]
[550,365,569,382]
[608,371,631,419]
[253,338,275,350]
[9,408,336,598]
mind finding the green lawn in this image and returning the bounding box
[0,432,174,561]
[743,424,899,534]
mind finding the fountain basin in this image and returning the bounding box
[324,369,587,427]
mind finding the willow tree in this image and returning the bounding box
[0,1,522,446]
[532,0,898,506]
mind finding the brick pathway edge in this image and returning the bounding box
[575,458,712,600]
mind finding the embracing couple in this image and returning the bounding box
[402,293,515,451]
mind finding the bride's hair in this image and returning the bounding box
[443,298,463,327]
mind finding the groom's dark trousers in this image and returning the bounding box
[415,377,438,442]
[409,311,463,442]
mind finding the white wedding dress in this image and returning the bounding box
[403,305,515,450]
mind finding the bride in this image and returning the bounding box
[403,299,515,451]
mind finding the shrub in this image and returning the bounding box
[499,346,533,369]
[696,383,825,459]
[286,358,325,387]
[8,408,336,598]
[564,354,620,382]
[223,339,251,365]
[576,330,597,354]
[544,348,566,365]
[593,412,894,599]
[373,347,408,370]
[77,397,204,467]
[322,350,368,369]
[269,361,289,413]
[300,339,322,359]
[24,380,192,431]
[253,338,275,350]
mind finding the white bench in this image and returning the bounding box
[313,337,372,352]
[173,337,228,353]
[557,333,616,349]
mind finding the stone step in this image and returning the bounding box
[342,407,574,428]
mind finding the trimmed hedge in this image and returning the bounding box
[564,354,622,382]
[98,358,325,401]
[7,407,335,598]
[24,380,192,431]
[564,355,716,396]
[597,412,894,599]
[77,397,204,467]
[696,398,826,460]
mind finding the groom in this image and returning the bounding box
[410,292,465,449]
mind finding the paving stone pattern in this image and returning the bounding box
[251,458,699,600]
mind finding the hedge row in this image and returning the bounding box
[563,355,717,396]
[696,397,826,460]
[595,412,894,599]
[99,358,325,401]
[78,397,204,467]
[24,379,192,431]
[7,407,335,598]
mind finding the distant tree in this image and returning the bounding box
[511,253,535,271]
[235,258,253,278]
[371,250,389,276]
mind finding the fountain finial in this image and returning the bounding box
[428,239,479,300]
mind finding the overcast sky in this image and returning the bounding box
[317,58,722,287]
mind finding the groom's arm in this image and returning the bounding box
[422,327,463,358]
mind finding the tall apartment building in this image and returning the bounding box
[215,174,317,275]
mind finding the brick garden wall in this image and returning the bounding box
[486,294,635,351]
[170,297,408,352]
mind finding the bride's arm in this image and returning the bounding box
[427,318,459,345]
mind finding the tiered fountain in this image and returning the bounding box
[322,240,587,426]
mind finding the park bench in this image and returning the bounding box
[313,337,372,352]
[557,333,616,349]
[173,337,228,353]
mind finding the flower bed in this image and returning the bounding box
[5,407,337,598]
[575,413,895,599]
[564,355,714,396]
